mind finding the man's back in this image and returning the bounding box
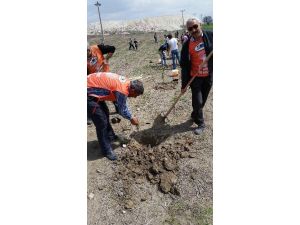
[168,38,178,51]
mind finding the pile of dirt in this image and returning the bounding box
[111,137,197,208]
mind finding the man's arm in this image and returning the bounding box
[113,91,132,120]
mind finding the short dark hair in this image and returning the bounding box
[167,34,172,39]
[130,80,144,95]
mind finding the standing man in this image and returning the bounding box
[87,72,144,160]
[87,42,115,75]
[180,18,213,135]
[133,38,138,50]
[129,38,135,50]
[154,32,158,43]
[167,34,180,69]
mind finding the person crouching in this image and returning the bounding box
[87,72,144,160]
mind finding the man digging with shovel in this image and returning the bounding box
[87,72,144,160]
[180,18,213,135]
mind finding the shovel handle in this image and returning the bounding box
[163,51,213,118]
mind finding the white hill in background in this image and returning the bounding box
[87,14,198,35]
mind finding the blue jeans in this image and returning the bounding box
[160,51,167,66]
[87,97,116,154]
[171,49,180,69]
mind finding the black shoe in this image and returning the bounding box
[194,123,205,135]
[105,150,117,161]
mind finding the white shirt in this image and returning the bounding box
[168,38,178,51]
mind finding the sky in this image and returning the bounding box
[87,0,212,23]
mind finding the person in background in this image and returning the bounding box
[87,42,115,75]
[134,38,138,50]
[180,18,213,135]
[87,72,144,160]
[129,38,135,50]
[167,34,180,69]
[158,42,168,67]
[154,32,158,43]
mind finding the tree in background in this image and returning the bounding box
[203,16,213,25]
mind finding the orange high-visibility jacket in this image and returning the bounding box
[87,45,110,74]
[87,72,130,101]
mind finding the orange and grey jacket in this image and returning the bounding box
[87,45,115,74]
[87,72,132,120]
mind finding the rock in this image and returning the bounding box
[146,172,153,181]
[88,193,94,200]
[141,194,148,201]
[96,169,101,173]
[189,153,197,158]
[163,159,177,171]
[149,156,155,162]
[135,178,144,184]
[133,167,143,175]
[150,163,160,174]
[150,175,160,184]
[190,174,196,180]
[124,200,134,209]
[180,152,189,158]
[122,210,126,214]
[183,146,191,151]
[98,185,105,190]
[159,172,177,193]
[122,144,127,148]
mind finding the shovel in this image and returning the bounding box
[157,51,213,123]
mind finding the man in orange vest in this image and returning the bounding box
[87,42,115,75]
[180,18,213,135]
[87,72,144,160]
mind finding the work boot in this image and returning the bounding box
[105,149,117,161]
[194,123,205,135]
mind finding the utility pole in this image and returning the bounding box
[95,1,104,44]
[180,9,185,31]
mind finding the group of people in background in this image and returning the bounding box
[129,38,138,50]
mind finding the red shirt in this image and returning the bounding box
[189,37,209,77]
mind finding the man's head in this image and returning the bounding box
[128,80,144,98]
[167,34,172,39]
[186,18,203,38]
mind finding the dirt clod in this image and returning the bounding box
[159,172,178,193]
[124,200,134,209]
[88,193,94,200]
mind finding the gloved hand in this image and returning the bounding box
[130,117,139,126]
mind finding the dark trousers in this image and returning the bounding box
[190,75,212,125]
[129,44,135,50]
[87,97,116,154]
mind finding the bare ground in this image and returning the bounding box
[87,33,213,225]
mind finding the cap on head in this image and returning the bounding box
[130,80,144,95]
